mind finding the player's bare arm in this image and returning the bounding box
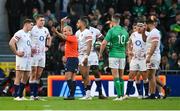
[99,39,107,59]
[146,41,158,63]
[127,38,133,62]
[83,40,92,66]
[9,37,24,57]
[141,28,147,42]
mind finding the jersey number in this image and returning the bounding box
[118,35,126,45]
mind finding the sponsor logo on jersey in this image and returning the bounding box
[39,36,44,41]
[135,40,142,47]
[27,40,31,46]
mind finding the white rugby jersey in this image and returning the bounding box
[13,29,31,58]
[130,31,148,59]
[146,28,161,59]
[75,28,92,55]
[89,26,102,51]
[30,25,50,54]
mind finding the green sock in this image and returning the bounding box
[120,78,124,96]
[114,78,121,97]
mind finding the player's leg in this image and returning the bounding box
[18,71,30,99]
[141,71,149,97]
[91,65,106,99]
[146,59,161,99]
[124,71,136,99]
[118,69,124,97]
[118,58,126,99]
[79,65,91,99]
[33,56,45,100]
[29,66,37,98]
[34,67,43,98]
[140,59,148,98]
[29,56,38,99]
[29,66,38,99]
[135,72,142,98]
[124,59,137,98]
[14,70,22,99]
[109,58,123,100]
[111,68,122,99]
[146,69,156,99]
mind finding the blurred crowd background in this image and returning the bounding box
[3,0,180,77]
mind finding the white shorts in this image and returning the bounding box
[16,56,31,71]
[109,58,126,69]
[130,59,146,71]
[88,52,99,66]
[78,55,90,66]
[146,59,160,70]
[31,54,46,68]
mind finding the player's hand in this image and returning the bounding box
[128,51,133,57]
[128,56,132,63]
[83,57,88,66]
[146,56,151,63]
[31,48,36,57]
[16,51,24,57]
[45,47,49,52]
[31,48,36,55]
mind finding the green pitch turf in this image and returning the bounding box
[0,97,179,110]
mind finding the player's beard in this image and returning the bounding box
[76,25,80,29]
[146,27,150,32]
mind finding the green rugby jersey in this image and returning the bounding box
[105,25,129,58]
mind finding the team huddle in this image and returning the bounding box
[9,14,169,101]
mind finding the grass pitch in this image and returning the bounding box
[0,97,179,110]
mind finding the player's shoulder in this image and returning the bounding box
[75,30,80,36]
[15,29,24,35]
[151,28,159,33]
[83,29,92,35]
[90,26,100,32]
[145,31,150,36]
[132,31,138,35]
[130,31,138,38]
[150,28,161,36]
[84,28,91,33]
[43,26,49,31]
[31,26,38,33]
[121,26,129,34]
[16,29,23,33]
[32,25,37,30]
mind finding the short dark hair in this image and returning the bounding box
[79,16,89,27]
[146,15,157,24]
[112,13,121,23]
[35,14,44,20]
[23,19,33,26]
